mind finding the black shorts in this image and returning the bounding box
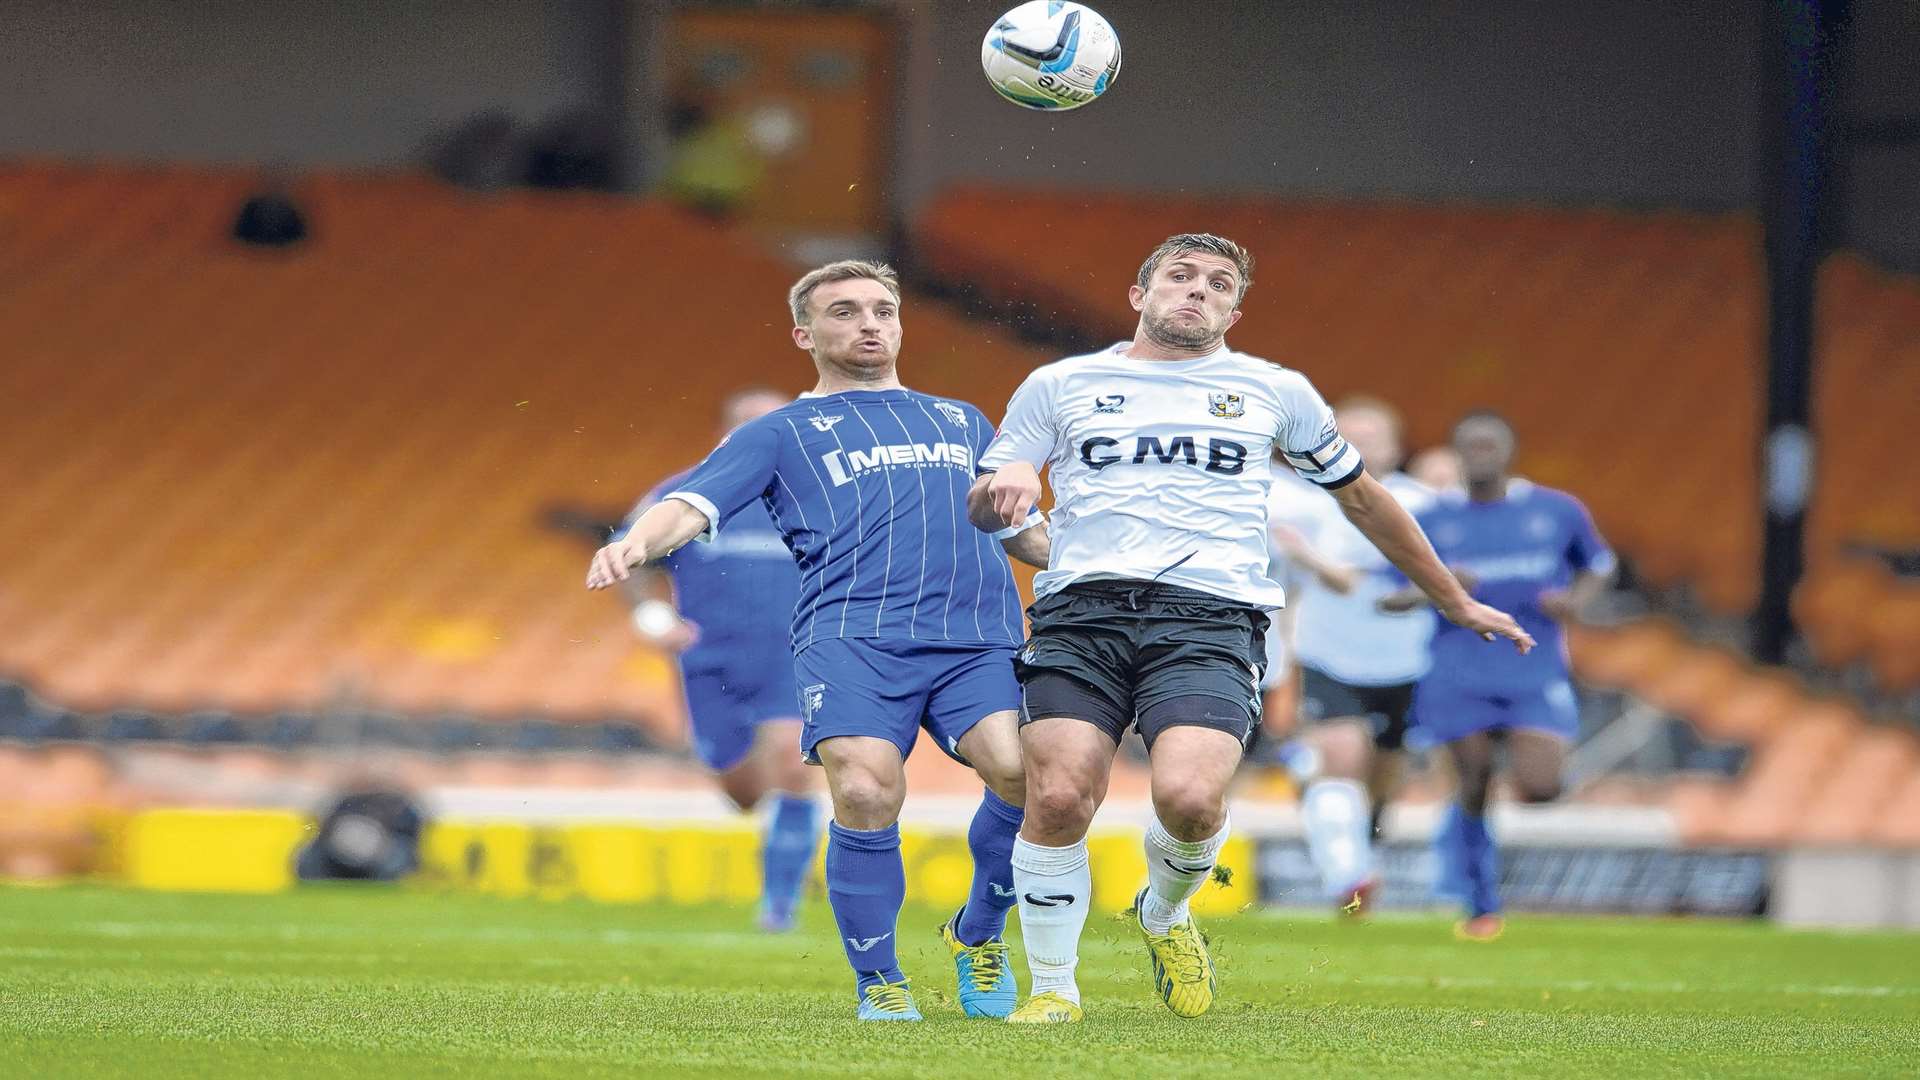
[1296,665,1417,752]
[1014,580,1270,750]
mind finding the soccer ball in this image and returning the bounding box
[980,1,1122,112]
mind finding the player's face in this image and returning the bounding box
[1130,253,1243,349]
[719,390,787,437]
[792,279,902,377]
[1454,421,1515,485]
[1338,408,1402,475]
[1409,446,1464,492]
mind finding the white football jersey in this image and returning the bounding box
[1286,470,1439,685]
[980,342,1362,608]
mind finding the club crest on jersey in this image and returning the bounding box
[1207,392,1245,418]
[809,415,844,433]
[934,401,967,427]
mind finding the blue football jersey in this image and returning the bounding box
[621,468,799,672]
[1413,480,1614,693]
[662,389,1025,651]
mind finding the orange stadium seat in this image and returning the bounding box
[0,163,1051,749]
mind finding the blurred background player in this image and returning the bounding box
[1381,411,1616,940]
[1407,444,1464,494]
[610,387,818,933]
[1267,396,1437,915]
[588,260,1048,1022]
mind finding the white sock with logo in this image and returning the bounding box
[1012,836,1091,1004]
[1301,777,1374,901]
[1140,816,1230,934]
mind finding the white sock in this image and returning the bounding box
[1301,777,1374,901]
[1011,836,1091,1004]
[1141,816,1229,934]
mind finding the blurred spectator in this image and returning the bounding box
[1408,445,1464,493]
[660,94,764,219]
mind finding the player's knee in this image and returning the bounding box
[1152,783,1228,840]
[1313,723,1373,780]
[1515,775,1563,804]
[1025,777,1095,834]
[829,768,904,825]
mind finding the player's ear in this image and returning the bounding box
[1227,308,1243,329]
[1128,284,1145,312]
[792,324,813,351]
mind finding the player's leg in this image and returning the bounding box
[1002,587,1136,1023]
[1011,708,1119,1021]
[1294,670,1381,912]
[745,718,819,932]
[1507,679,1578,804]
[795,641,928,1019]
[925,644,1028,1018]
[1442,728,1503,938]
[1126,595,1267,1018]
[814,735,918,1017]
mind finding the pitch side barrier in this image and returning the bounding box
[94,791,1919,927]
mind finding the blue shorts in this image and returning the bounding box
[681,656,801,772]
[794,639,1021,766]
[1409,678,1580,747]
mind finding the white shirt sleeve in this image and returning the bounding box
[978,368,1059,472]
[1274,371,1365,489]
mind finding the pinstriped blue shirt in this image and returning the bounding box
[665,389,1024,652]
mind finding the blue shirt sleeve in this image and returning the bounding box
[1561,493,1616,576]
[663,419,781,543]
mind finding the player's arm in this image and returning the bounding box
[1538,496,1617,622]
[617,567,700,651]
[585,421,780,591]
[971,372,1057,530]
[586,500,710,589]
[1330,473,1533,652]
[1270,522,1359,594]
[999,514,1051,569]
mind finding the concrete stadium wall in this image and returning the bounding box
[896,0,1764,212]
[0,0,612,166]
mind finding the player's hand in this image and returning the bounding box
[632,606,700,651]
[585,537,643,590]
[987,462,1041,528]
[1437,598,1536,654]
[1537,589,1578,623]
[1270,522,1312,560]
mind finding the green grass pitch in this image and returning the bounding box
[2,884,1916,1078]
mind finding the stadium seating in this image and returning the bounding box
[916,188,1920,675]
[1566,620,1919,847]
[0,163,1051,748]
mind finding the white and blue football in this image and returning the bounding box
[981,1,1122,112]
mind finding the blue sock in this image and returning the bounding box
[954,788,1024,946]
[825,821,906,996]
[1432,803,1470,903]
[761,794,820,924]
[1454,806,1503,917]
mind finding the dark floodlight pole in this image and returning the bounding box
[1755,0,1847,664]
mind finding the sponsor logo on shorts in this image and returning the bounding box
[801,683,826,721]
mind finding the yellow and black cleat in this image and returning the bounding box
[1006,991,1083,1024]
[1134,887,1216,1018]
